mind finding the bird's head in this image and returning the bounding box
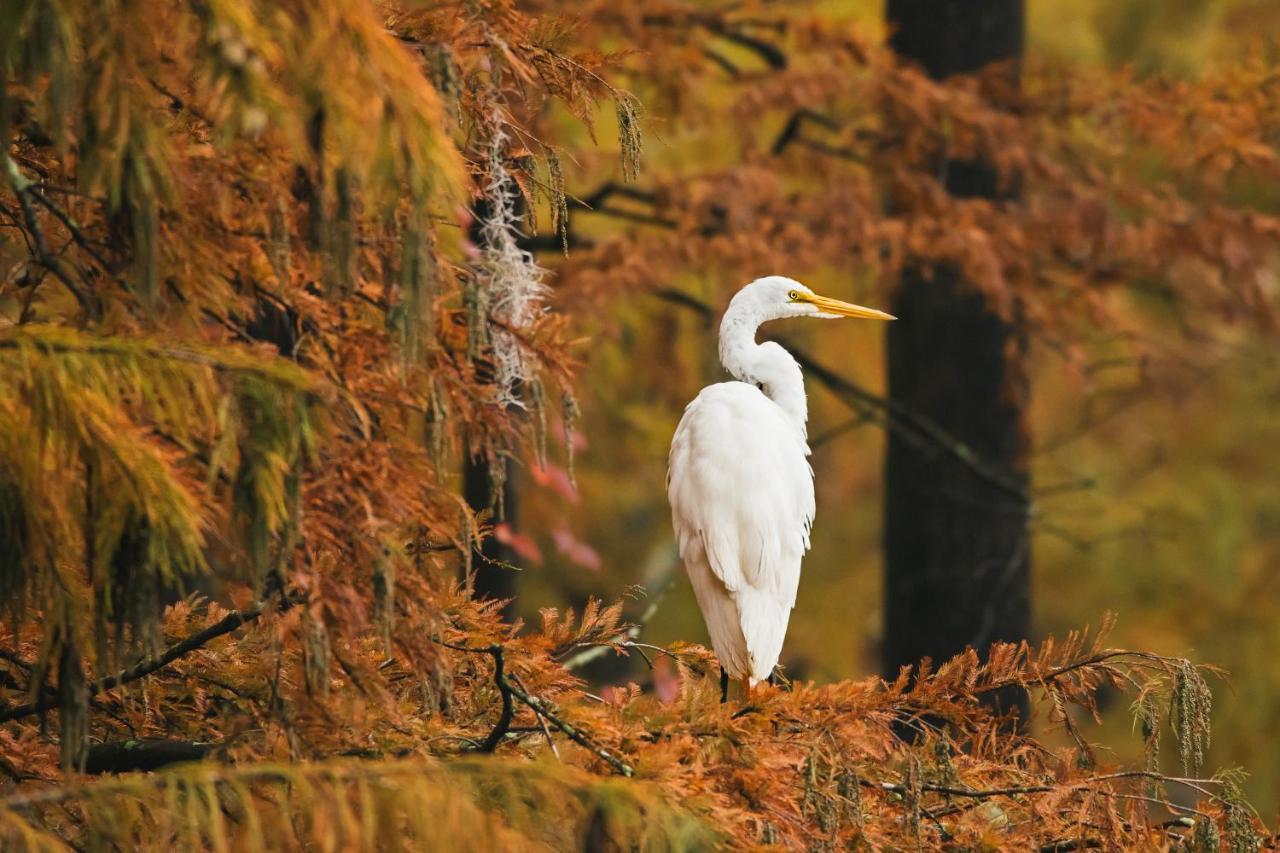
[731,276,896,324]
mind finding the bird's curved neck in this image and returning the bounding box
[719,307,808,434]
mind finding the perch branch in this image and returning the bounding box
[476,644,515,752]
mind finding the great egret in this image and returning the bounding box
[666,276,894,697]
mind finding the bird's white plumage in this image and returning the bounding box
[667,381,814,684]
[666,275,890,686]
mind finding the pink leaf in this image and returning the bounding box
[529,463,579,503]
[493,523,543,565]
[551,525,602,571]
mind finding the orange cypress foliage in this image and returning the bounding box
[0,0,1276,849]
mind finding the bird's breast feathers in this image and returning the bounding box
[667,381,815,601]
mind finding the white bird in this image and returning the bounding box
[666,276,894,697]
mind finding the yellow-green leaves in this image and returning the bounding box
[0,757,713,852]
[0,325,317,669]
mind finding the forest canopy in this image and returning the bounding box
[1,0,1278,849]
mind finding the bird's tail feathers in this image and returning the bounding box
[736,589,790,686]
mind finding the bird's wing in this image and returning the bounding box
[667,381,815,615]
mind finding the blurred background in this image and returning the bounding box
[484,0,1280,811]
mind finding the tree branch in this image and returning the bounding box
[0,600,278,723]
[434,638,634,776]
[972,650,1172,697]
[502,677,634,777]
[589,206,677,229]
[791,346,1028,503]
[865,768,1217,814]
[702,47,740,78]
[562,565,679,672]
[481,644,514,752]
[26,182,115,273]
[4,155,91,314]
[704,23,788,69]
[577,182,657,209]
[771,108,841,155]
[1039,840,1102,852]
[771,109,887,162]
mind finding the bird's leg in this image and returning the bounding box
[720,668,729,704]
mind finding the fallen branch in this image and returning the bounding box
[84,740,216,775]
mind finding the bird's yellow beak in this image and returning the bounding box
[799,292,896,321]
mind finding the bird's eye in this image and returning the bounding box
[788,290,799,301]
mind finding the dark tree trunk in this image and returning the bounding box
[886,0,1024,80]
[882,0,1031,718]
